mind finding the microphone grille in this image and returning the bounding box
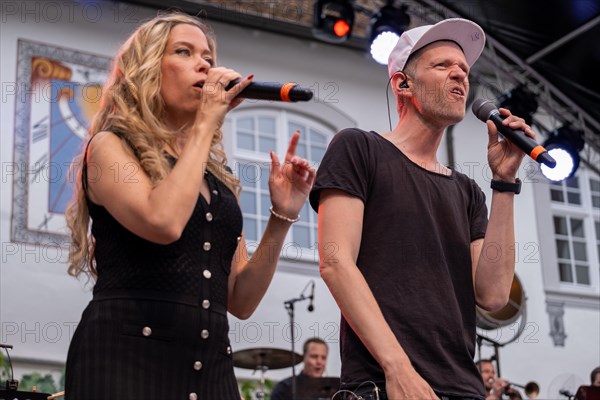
[471,98,497,122]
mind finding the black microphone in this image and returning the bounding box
[471,98,556,168]
[307,281,315,312]
[224,79,313,102]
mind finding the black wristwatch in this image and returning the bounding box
[490,178,521,194]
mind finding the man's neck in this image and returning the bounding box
[381,117,453,175]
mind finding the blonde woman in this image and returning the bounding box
[65,12,314,399]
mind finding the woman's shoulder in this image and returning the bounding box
[87,130,134,158]
[88,130,122,148]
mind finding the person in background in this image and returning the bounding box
[477,359,522,400]
[271,338,331,400]
[592,367,600,387]
[575,366,600,400]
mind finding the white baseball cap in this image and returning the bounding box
[387,18,486,77]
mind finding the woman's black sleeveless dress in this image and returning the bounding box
[65,155,243,400]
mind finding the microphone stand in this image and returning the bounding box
[476,334,504,377]
[283,283,313,400]
[1,343,18,391]
[476,334,483,365]
[559,390,575,400]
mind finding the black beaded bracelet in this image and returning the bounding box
[490,178,522,194]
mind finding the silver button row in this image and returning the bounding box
[144,325,209,342]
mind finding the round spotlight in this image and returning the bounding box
[540,126,584,181]
[369,4,410,64]
[370,31,400,65]
[540,147,577,181]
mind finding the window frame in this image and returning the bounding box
[222,102,356,267]
[590,177,600,209]
[552,214,592,286]
[533,165,600,309]
[549,176,583,206]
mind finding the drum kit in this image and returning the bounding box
[233,281,340,399]
[233,347,340,400]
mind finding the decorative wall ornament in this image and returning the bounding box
[546,300,567,346]
[11,39,110,246]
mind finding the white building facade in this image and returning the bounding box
[0,1,598,396]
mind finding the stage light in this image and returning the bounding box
[312,0,355,43]
[334,19,351,37]
[369,3,410,65]
[497,85,538,125]
[541,126,585,181]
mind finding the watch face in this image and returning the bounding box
[11,39,111,245]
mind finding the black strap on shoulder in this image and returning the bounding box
[81,134,98,195]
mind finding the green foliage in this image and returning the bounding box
[0,353,65,394]
[18,372,59,394]
[240,378,274,400]
[0,352,11,382]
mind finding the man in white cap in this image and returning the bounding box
[310,18,536,400]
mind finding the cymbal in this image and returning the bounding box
[297,377,341,398]
[233,347,302,370]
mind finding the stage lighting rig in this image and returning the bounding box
[369,2,410,64]
[312,0,355,43]
[540,125,585,181]
[497,85,538,126]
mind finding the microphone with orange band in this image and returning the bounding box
[225,79,313,102]
[472,98,556,168]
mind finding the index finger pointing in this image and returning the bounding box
[285,130,300,161]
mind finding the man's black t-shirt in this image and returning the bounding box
[310,128,488,399]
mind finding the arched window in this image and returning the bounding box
[223,102,355,263]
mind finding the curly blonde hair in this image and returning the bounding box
[66,12,240,279]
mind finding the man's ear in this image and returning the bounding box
[391,71,409,93]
